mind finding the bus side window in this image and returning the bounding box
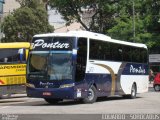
[0,49,14,63]
[75,38,87,82]
[4,57,8,62]
[123,46,131,62]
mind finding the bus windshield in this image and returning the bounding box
[28,52,72,80]
[29,52,48,74]
[28,36,74,80]
[48,52,72,80]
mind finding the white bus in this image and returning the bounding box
[26,31,149,104]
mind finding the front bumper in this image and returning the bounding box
[26,87,75,99]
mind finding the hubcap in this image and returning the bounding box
[131,86,136,97]
[88,88,94,101]
[155,85,160,91]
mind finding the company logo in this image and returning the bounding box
[32,39,70,49]
[130,65,146,74]
[0,65,26,69]
[39,81,54,86]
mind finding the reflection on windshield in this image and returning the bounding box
[28,52,72,80]
[48,53,72,80]
[29,53,48,74]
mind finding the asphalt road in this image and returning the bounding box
[0,87,159,120]
[0,87,159,114]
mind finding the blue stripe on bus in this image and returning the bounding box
[31,51,73,54]
[50,51,72,54]
[31,51,49,53]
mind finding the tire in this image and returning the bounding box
[0,93,11,99]
[44,98,62,104]
[130,84,137,99]
[83,86,97,104]
[154,85,160,91]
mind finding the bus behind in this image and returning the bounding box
[0,42,30,98]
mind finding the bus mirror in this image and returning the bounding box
[30,45,33,50]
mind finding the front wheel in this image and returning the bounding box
[154,85,160,91]
[44,98,62,104]
[83,86,97,104]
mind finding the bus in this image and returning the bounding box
[0,42,30,98]
[26,31,148,104]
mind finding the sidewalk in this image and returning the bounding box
[11,93,27,98]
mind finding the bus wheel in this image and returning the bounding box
[0,93,11,99]
[44,98,62,104]
[154,85,160,91]
[83,86,97,104]
[130,84,137,99]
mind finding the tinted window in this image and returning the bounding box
[89,39,148,63]
[131,48,140,63]
[90,40,101,60]
[111,44,122,61]
[140,49,148,63]
[75,38,87,82]
[122,46,132,62]
[89,39,122,61]
[0,49,26,63]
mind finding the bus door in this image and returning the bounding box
[74,37,88,98]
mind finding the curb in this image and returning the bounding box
[11,94,27,98]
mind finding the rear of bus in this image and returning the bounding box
[0,42,30,98]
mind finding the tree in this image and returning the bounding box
[48,0,118,33]
[49,0,160,48]
[107,0,160,48]
[2,0,53,42]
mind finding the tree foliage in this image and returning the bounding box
[2,0,53,42]
[49,0,160,48]
[108,0,160,48]
[48,0,118,33]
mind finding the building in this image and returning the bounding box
[149,47,160,75]
[0,0,4,14]
[48,9,66,30]
[0,0,20,41]
[2,1,89,33]
[0,0,5,41]
[3,0,20,17]
[54,22,84,33]
[49,7,96,33]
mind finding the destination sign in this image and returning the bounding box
[31,37,73,50]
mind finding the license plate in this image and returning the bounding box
[42,92,51,96]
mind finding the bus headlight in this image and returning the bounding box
[60,83,75,88]
[26,83,35,88]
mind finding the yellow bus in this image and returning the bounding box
[0,42,30,98]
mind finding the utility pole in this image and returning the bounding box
[0,0,5,42]
[132,0,136,39]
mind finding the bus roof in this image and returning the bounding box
[0,42,30,48]
[33,31,147,49]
